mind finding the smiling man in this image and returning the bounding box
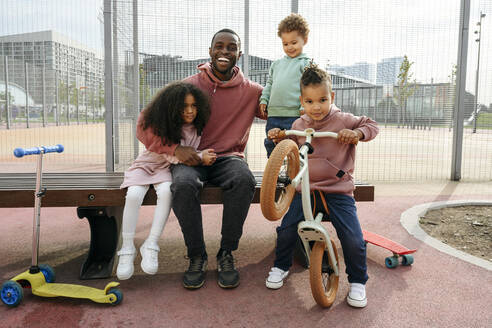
[167,29,266,289]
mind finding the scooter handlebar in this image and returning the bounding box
[14,144,64,158]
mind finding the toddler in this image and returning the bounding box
[260,13,312,157]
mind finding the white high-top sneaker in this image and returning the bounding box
[116,247,136,280]
[140,241,160,275]
[265,267,289,289]
[347,283,367,308]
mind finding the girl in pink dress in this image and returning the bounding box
[117,82,216,280]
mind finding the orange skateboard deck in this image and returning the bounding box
[362,230,416,268]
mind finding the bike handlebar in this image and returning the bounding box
[14,144,64,158]
[280,128,358,145]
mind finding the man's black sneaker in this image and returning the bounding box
[183,254,207,289]
[216,249,239,288]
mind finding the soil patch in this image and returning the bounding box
[419,205,492,261]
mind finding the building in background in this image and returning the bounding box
[330,61,376,83]
[0,30,104,122]
[376,56,404,85]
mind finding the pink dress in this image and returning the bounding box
[120,124,201,188]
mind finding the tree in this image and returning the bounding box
[394,55,418,128]
[0,90,15,105]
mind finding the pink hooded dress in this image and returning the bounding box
[120,123,201,189]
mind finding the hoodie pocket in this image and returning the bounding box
[308,158,350,185]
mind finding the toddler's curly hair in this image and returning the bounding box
[300,61,333,93]
[278,13,310,39]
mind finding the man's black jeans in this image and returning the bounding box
[170,156,256,257]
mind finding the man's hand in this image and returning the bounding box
[175,145,201,166]
[201,149,217,166]
[337,129,362,145]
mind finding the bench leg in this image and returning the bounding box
[76,206,123,280]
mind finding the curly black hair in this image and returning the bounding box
[278,13,310,38]
[141,81,210,146]
[300,62,333,93]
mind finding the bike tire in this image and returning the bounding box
[260,139,300,221]
[309,240,339,308]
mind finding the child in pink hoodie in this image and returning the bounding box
[266,63,379,308]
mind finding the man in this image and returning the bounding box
[172,29,266,289]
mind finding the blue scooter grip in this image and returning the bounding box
[14,144,64,158]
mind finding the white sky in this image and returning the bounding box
[0,0,491,105]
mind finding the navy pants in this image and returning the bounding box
[264,116,299,158]
[171,156,256,258]
[274,192,368,284]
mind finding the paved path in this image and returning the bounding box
[1,182,491,327]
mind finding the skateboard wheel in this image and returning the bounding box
[1,281,23,307]
[39,264,56,283]
[401,254,414,266]
[385,256,399,268]
[107,287,123,305]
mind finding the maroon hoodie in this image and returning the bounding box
[291,104,379,196]
[184,63,265,157]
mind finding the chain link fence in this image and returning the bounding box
[1,0,491,181]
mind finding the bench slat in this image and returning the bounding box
[0,173,374,207]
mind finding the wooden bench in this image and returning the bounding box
[0,172,374,279]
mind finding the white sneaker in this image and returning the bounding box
[265,267,289,289]
[140,242,160,275]
[116,247,136,280]
[347,283,367,308]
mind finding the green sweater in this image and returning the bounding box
[260,53,311,117]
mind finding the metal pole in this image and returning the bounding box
[112,0,120,167]
[4,56,10,129]
[473,11,485,133]
[133,0,140,159]
[76,86,79,124]
[25,61,30,128]
[42,59,46,127]
[55,70,59,126]
[85,58,89,124]
[243,0,249,79]
[92,83,96,123]
[104,0,115,171]
[451,0,470,181]
[66,69,70,125]
[32,151,44,268]
[291,0,298,13]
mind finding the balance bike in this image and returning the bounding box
[261,128,357,308]
[1,145,123,307]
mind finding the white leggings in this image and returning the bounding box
[120,182,172,249]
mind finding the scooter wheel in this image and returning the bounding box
[1,281,23,307]
[107,287,123,305]
[39,264,56,283]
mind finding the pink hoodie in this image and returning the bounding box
[291,104,379,196]
[184,63,265,157]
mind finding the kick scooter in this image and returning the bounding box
[0,145,123,307]
[260,128,357,308]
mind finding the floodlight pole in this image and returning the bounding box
[472,11,485,133]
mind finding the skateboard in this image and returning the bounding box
[362,230,417,268]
